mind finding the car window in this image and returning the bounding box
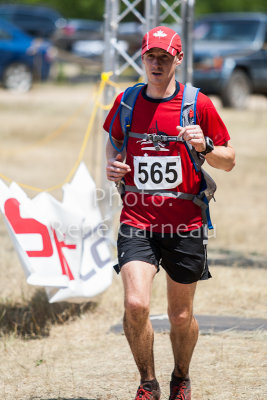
[194,20,259,42]
[0,27,11,39]
[14,13,54,27]
[0,12,13,22]
[70,19,102,32]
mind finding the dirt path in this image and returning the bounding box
[0,84,267,399]
[1,307,266,400]
[1,265,267,400]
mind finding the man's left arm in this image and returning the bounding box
[205,142,235,172]
[177,125,235,172]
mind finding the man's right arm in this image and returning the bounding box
[106,137,131,182]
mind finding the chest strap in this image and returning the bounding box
[129,131,184,151]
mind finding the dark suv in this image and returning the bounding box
[193,13,267,108]
[0,3,65,39]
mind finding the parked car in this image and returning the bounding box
[56,19,143,55]
[0,17,55,91]
[0,3,66,39]
[53,18,103,51]
[117,22,143,54]
[193,12,267,108]
[70,21,143,63]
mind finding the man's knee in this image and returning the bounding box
[124,296,150,324]
[168,308,195,329]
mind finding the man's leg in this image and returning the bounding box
[121,260,158,382]
[166,275,198,379]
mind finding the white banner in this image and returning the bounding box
[0,163,114,303]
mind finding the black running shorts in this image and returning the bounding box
[115,223,211,284]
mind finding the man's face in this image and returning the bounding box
[142,48,183,85]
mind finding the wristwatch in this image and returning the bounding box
[200,136,214,155]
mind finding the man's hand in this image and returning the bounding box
[106,153,131,182]
[176,125,206,153]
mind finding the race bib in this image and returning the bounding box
[133,156,182,190]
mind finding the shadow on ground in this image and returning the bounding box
[111,314,267,334]
[209,249,267,269]
[0,288,97,339]
[32,398,97,400]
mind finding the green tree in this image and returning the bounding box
[0,0,266,20]
[195,0,267,16]
[0,0,105,20]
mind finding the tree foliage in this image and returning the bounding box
[0,0,266,20]
[0,0,105,20]
[195,0,267,16]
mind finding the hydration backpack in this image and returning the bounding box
[109,83,217,238]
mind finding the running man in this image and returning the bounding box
[104,26,235,400]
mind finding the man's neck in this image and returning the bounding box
[146,79,177,99]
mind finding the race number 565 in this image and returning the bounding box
[133,156,182,190]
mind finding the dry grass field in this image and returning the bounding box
[0,82,266,400]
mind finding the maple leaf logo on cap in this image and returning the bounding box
[153,30,167,38]
[141,25,182,56]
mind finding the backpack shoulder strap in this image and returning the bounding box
[181,85,205,172]
[109,83,144,153]
[180,84,200,127]
[181,85,217,231]
[120,83,145,135]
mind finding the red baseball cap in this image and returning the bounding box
[142,26,182,56]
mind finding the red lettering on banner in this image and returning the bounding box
[52,228,76,281]
[4,198,53,257]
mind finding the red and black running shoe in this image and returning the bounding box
[169,376,191,400]
[135,380,160,400]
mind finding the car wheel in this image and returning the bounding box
[221,70,251,109]
[3,63,33,92]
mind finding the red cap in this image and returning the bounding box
[142,26,182,56]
